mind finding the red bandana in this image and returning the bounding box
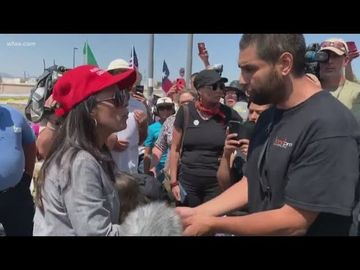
[195,101,226,120]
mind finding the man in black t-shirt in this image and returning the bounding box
[176,34,360,236]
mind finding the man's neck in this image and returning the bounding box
[276,75,322,110]
[321,75,346,91]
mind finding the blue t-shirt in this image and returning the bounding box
[144,121,167,171]
[0,105,36,190]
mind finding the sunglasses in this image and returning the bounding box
[204,82,226,91]
[157,105,173,111]
[320,41,347,54]
[96,89,129,107]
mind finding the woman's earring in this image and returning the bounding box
[92,118,98,127]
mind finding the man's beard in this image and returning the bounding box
[250,69,287,106]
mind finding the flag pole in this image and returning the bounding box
[148,34,154,97]
[84,40,87,65]
[186,34,193,89]
[131,45,135,69]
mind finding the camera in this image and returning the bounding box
[25,65,70,123]
[304,43,329,79]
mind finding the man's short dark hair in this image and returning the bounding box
[239,34,306,77]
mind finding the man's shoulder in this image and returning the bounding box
[344,80,360,97]
[345,79,360,90]
[0,104,24,120]
[149,121,162,131]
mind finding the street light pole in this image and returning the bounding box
[186,34,193,89]
[73,47,78,68]
[148,34,154,97]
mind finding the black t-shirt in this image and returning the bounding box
[174,102,242,177]
[245,90,360,236]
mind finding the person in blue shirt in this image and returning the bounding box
[0,104,37,236]
[143,97,175,182]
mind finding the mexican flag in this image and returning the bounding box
[83,41,98,66]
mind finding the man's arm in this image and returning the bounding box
[345,51,360,83]
[193,176,248,216]
[216,133,246,191]
[134,110,148,145]
[36,125,57,160]
[217,153,234,191]
[149,146,163,172]
[184,204,318,236]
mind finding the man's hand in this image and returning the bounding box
[348,50,360,62]
[176,206,196,220]
[114,139,129,152]
[239,139,250,157]
[171,185,181,202]
[132,91,147,105]
[199,49,210,68]
[166,84,178,99]
[182,214,216,236]
[134,110,147,127]
[223,131,240,158]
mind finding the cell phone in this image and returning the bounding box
[346,41,358,53]
[228,120,242,140]
[178,182,187,204]
[136,85,144,94]
[176,78,185,91]
[238,121,256,140]
[198,42,206,55]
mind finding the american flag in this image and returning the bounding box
[129,46,139,69]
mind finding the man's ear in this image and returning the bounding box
[278,52,293,76]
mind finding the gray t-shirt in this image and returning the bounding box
[33,150,122,236]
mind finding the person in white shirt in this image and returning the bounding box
[106,59,148,174]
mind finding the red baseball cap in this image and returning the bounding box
[53,65,136,117]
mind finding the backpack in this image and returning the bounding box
[131,173,170,203]
[25,65,69,123]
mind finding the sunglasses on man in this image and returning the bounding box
[157,105,173,111]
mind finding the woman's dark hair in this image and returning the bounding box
[35,95,115,210]
[240,34,306,77]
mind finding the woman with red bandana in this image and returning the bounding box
[169,69,242,207]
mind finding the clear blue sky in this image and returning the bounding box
[1,34,360,84]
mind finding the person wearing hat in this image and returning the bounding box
[148,90,197,174]
[319,38,360,122]
[106,58,149,174]
[143,97,175,181]
[33,65,137,236]
[169,69,242,207]
[224,80,248,108]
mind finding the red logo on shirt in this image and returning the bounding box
[273,137,293,149]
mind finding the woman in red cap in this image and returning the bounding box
[33,65,136,236]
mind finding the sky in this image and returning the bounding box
[1,34,360,85]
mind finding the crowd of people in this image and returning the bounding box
[0,34,360,236]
